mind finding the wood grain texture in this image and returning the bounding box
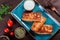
[0,0,35,40]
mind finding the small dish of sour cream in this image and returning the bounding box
[24,0,35,11]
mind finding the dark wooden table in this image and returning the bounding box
[0,0,21,35]
[0,0,60,40]
[0,0,35,40]
[0,0,22,36]
[35,0,60,23]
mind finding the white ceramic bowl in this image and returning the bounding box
[24,0,35,11]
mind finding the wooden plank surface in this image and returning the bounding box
[0,0,35,40]
[0,0,22,36]
[0,0,60,40]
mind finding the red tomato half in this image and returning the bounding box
[7,19,13,27]
[10,32,14,36]
[4,28,9,33]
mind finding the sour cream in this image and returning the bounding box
[24,0,35,11]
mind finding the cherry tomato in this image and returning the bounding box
[10,32,14,36]
[4,28,9,33]
[7,19,13,27]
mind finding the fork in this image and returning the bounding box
[35,0,60,17]
[51,6,60,17]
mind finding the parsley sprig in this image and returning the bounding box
[0,4,10,20]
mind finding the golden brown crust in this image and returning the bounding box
[36,25,53,34]
[31,16,46,32]
[22,12,53,34]
[22,12,41,21]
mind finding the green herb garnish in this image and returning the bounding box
[0,4,10,20]
[0,16,3,20]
